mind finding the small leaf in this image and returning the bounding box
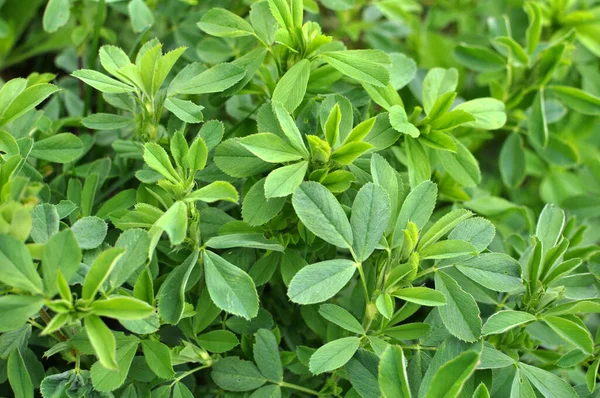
[8,349,33,398]
[197,330,239,353]
[391,287,446,307]
[482,310,537,335]
[287,259,356,304]
[158,251,199,325]
[198,8,255,37]
[318,304,364,334]
[141,340,175,379]
[272,59,311,112]
[379,345,411,398]
[309,337,360,374]
[435,271,482,342]
[253,329,283,382]
[264,161,308,198]
[82,247,126,300]
[85,315,117,370]
[292,181,353,249]
[351,183,391,261]
[211,357,267,391]
[424,350,480,398]
[204,250,259,319]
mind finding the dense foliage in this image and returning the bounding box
[0,0,599,397]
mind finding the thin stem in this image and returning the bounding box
[403,344,438,351]
[279,381,321,396]
[171,365,209,386]
[84,0,105,115]
[356,263,370,304]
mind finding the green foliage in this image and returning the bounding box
[0,0,598,397]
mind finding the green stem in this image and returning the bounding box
[171,365,209,386]
[279,381,321,396]
[84,0,105,115]
[356,262,370,304]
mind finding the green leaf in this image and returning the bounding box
[455,253,522,292]
[141,340,175,379]
[389,105,419,138]
[319,304,364,334]
[250,385,282,398]
[91,297,154,320]
[158,251,199,325]
[264,161,308,198]
[320,50,391,87]
[0,295,44,333]
[345,349,380,398]
[253,329,283,382]
[8,349,33,398]
[543,315,594,355]
[143,142,180,183]
[204,250,259,319]
[240,133,305,163]
[535,204,565,254]
[272,102,309,158]
[424,350,480,398]
[454,44,506,72]
[437,139,481,187]
[287,259,357,304]
[155,201,188,246]
[418,209,473,250]
[82,113,134,130]
[525,1,542,54]
[82,247,126,300]
[91,336,138,392]
[41,229,81,296]
[379,345,411,398]
[422,68,458,115]
[128,0,154,33]
[242,178,286,226]
[383,322,430,340]
[43,0,70,33]
[309,337,361,374]
[494,36,529,66]
[30,133,83,163]
[188,136,209,173]
[586,359,599,393]
[0,234,43,294]
[30,203,59,244]
[351,183,391,262]
[169,63,245,95]
[272,59,310,112]
[392,180,437,248]
[391,287,446,306]
[482,310,537,335]
[85,315,117,370]
[548,85,600,116]
[205,233,284,252]
[72,70,134,93]
[292,181,353,249]
[197,330,239,353]
[164,98,204,123]
[518,362,578,398]
[198,8,254,37]
[454,98,506,130]
[211,357,267,391]
[499,133,526,187]
[419,240,477,260]
[435,271,482,342]
[529,90,549,147]
[0,83,60,126]
[109,228,150,288]
[185,181,239,203]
